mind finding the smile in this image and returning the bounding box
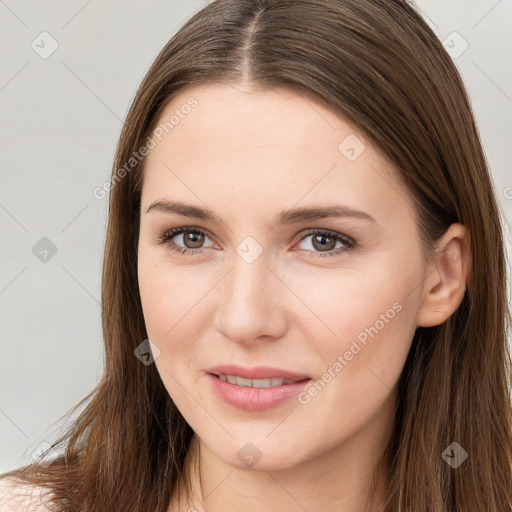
[215,374,304,387]
[208,372,312,412]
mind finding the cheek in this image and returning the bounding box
[291,294,416,448]
[297,309,414,448]
[290,254,420,395]
[137,254,220,386]
[290,257,414,335]
[138,259,208,410]
[139,251,206,338]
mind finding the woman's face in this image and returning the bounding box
[137,83,427,471]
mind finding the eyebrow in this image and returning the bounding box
[145,199,376,225]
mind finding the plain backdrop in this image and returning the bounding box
[1,0,511,473]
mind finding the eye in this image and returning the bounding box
[293,229,355,257]
[156,227,355,258]
[156,227,216,256]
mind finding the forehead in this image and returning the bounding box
[141,83,417,229]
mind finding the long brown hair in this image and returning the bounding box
[2,1,511,510]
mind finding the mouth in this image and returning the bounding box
[211,373,309,388]
[207,364,310,384]
[206,365,312,411]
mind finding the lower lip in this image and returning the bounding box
[207,373,311,412]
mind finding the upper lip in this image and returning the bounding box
[208,364,310,381]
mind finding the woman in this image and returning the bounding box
[1,0,511,510]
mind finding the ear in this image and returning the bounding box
[416,223,472,328]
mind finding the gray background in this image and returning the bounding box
[1,0,511,473]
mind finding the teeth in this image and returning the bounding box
[216,374,299,388]
[236,376,253,386]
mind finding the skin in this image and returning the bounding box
[137,83,471,512]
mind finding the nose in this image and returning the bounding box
[213,251,288,345]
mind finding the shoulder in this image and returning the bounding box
[0,477,55,512]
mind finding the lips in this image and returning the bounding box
[207,364,311,411]
[207,364,310,381]
[208,374,311,411]
[217,375,299,387]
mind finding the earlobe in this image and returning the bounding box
[416,223,471,328]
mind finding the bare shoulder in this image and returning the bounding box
[0,477,56,512]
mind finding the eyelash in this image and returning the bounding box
[155,226,356,258]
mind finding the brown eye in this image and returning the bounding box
[181,230,205,249]
[157,227,216,256]
[295,230,354,258]
[311,233,337,252]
